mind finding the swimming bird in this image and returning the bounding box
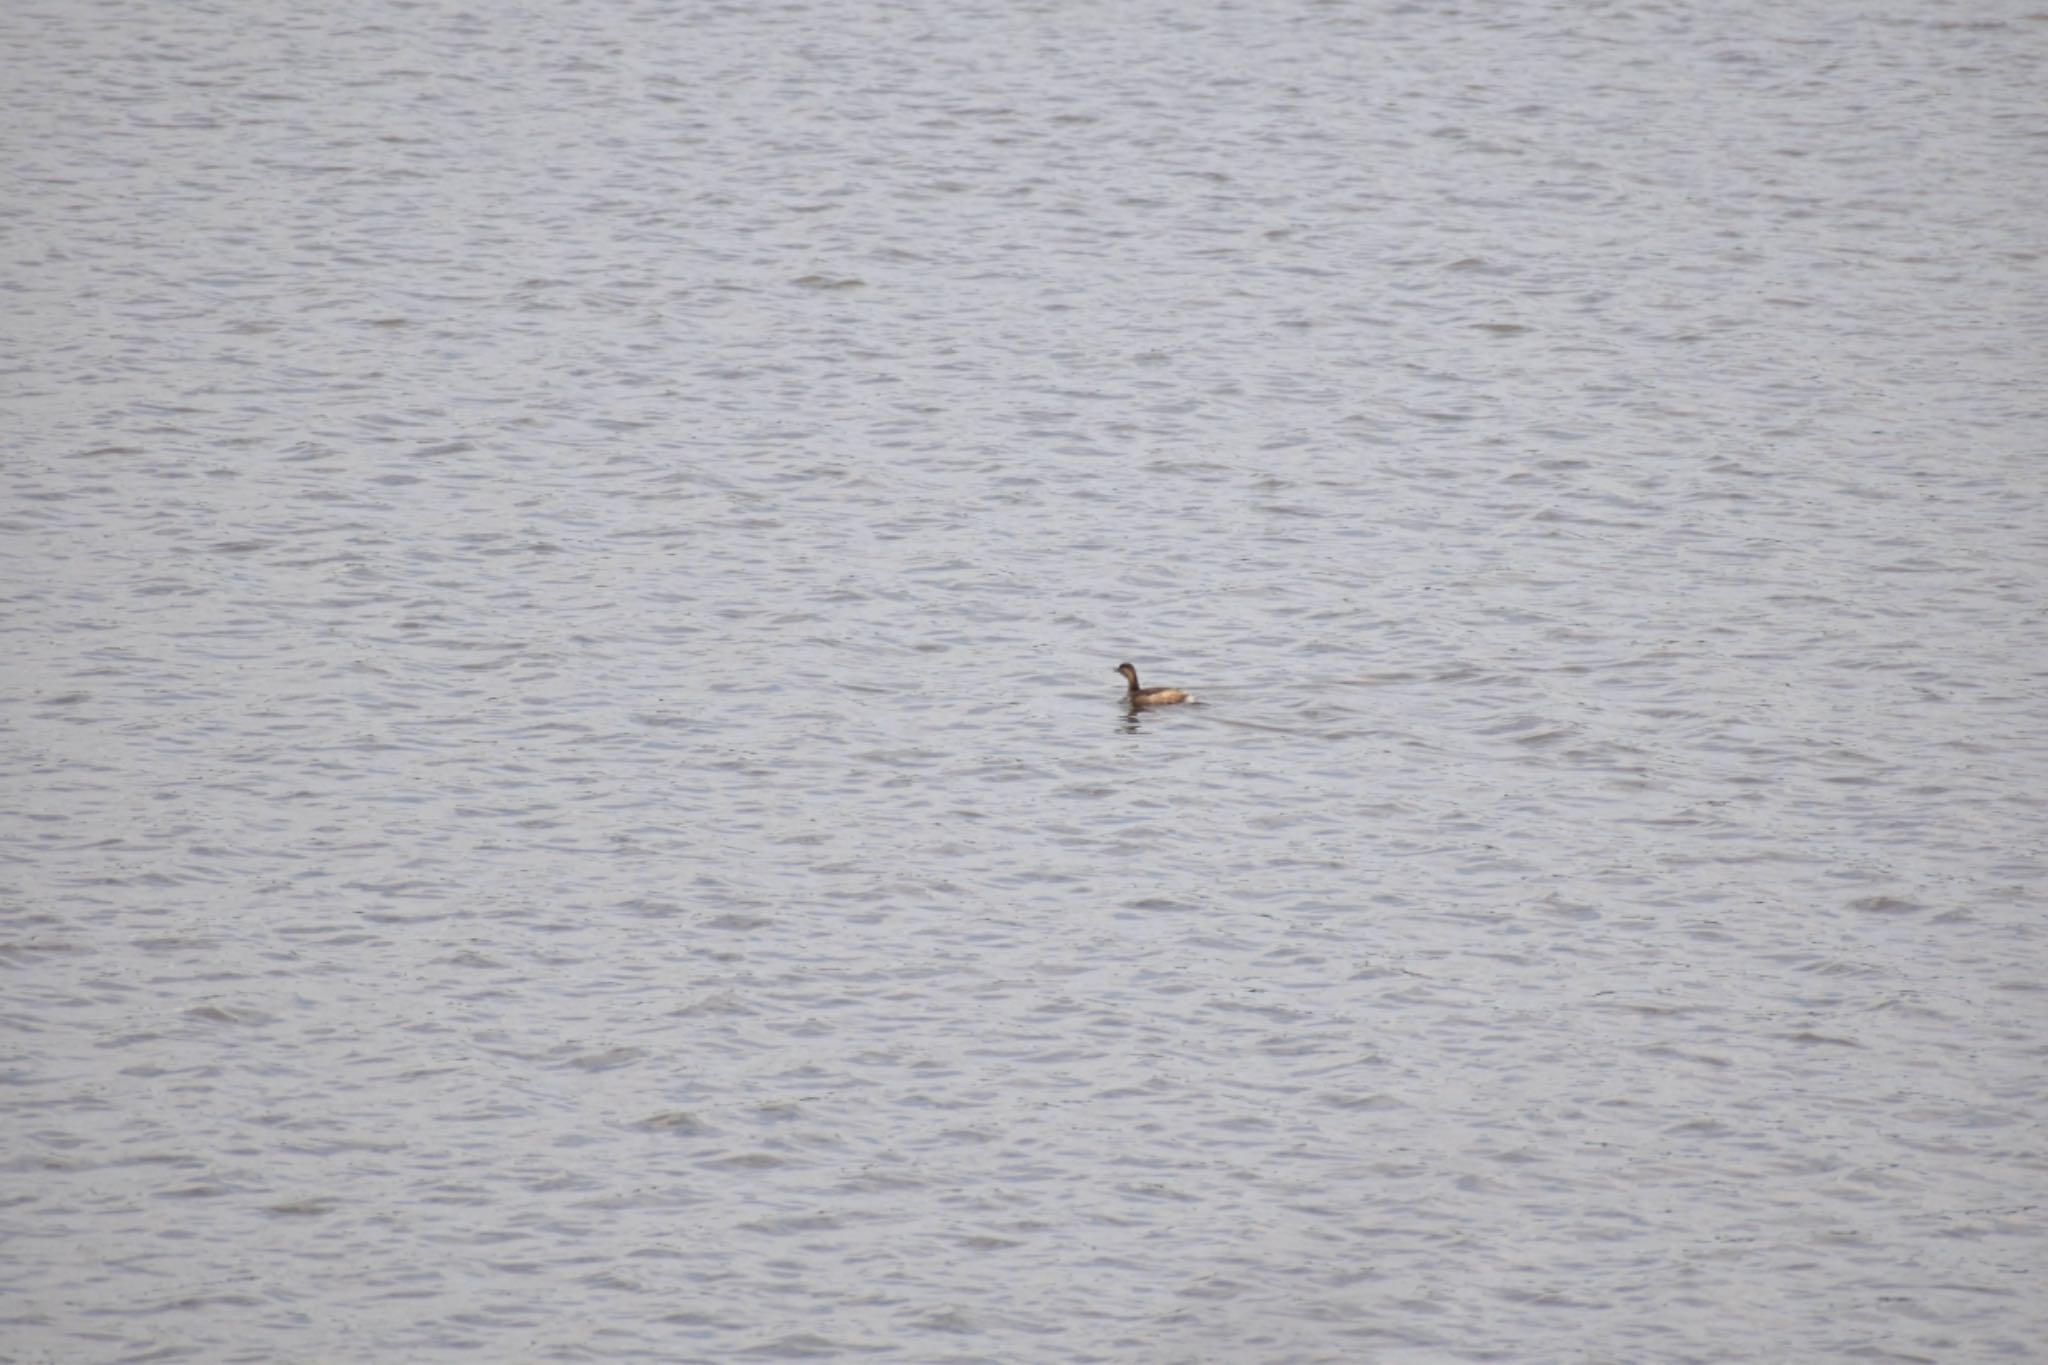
[1115,662,1193,706]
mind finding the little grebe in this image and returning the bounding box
[1116,662,1192,705]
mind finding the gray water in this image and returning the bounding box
[4,1,2045,1361]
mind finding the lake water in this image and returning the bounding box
[3,0,2045,1361]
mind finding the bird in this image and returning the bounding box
[1115,662,1193,706]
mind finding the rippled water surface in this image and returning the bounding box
[5,1,2046,1361]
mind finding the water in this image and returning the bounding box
[4,0,2045,1360]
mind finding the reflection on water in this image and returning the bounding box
[1118,698,1204,734]
[3,0,2045,1361]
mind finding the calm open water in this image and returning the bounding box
[3,1,2045,1361]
